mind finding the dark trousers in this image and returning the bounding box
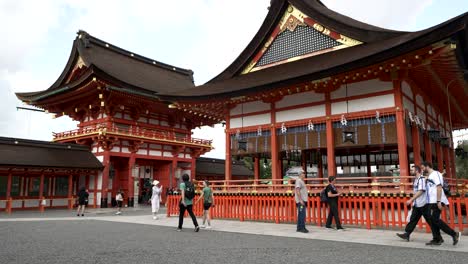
[296,203,307,231]
[326,199,342,228]
[404,204,432,235]
[428,203,456,241]
[178,203,198,229]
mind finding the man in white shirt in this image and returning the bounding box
[295,170,309,233]
[397,165,432,241]
[421,161,460,246]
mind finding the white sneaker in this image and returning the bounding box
[205,226,212,229]
[115,212,121,215]
[153,216,158,220]
[200,225,206,228]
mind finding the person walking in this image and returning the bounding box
[325,176,344,230]
[177,174,199,232]
[421,161,461,246]
[397,165,432,241]
[150,180,163,220]
[295,170,309,233]
[196,180,215,229]
[115,190,124,215]
[76,187,88,217]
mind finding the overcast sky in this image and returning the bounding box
[1,0,467,159]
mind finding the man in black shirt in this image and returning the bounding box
[325,176,344,230]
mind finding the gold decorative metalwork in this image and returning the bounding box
[241,4,363,74]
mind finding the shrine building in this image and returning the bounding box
[157,0,468,186]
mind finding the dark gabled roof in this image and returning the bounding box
[207,0,405,84]
[158,0,468,100]
[196,157,253,177]
[16,30,195,101]
[0,137,103,170]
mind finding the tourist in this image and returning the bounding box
[196,180,214,228]
[295,170,309,233]
[76,187,88,216]
[421,161,460,246]
[177,174,199,232]
[115,190,124,215]
[150,180,163,219]
[396,165,432,241]
[325,176,344,230]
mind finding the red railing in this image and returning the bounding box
[53,126,213,147]
[191,177,468,195]
[167,193,468,231]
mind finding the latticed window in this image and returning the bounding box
[256,25,340,67]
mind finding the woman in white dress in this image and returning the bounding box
[150,180,163,219]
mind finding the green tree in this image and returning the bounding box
[455,140,468,179]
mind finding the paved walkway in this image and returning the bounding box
[1,209,466,253]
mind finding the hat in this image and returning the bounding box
[152,180,160,185]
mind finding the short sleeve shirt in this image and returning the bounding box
[426,171,449,205]
[203,187,212,203]
[412,176,426,207]
[295,178,308,203]
[325,184,338,202]
[179,182,193,205]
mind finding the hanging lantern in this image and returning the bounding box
[238,138,247,153]
[439,137,449,147]
[455,143,465,157]
[427,128,441,142]
[343,127,355,144]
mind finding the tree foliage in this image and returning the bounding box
[455,140,468,179]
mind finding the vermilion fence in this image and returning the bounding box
[167,193,468,231]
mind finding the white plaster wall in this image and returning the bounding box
[161,121,169,126]
[111,146,119,152]
[403,97,415,113]
[417,109,427,122]
[96,193,101,206]
[185,154,192,159]
[163,151,173,157]
[402,81,413,98]
[149,119,159,125]
[230,100,270,116]
[275,91,324,109]
[331,79,392,99]
[0,201,5,209]
[137,149,146,155]
[88,194,94,205]
[230,113,271,128]
[12,201,22,208]
[427,105,435,117]
[138,117,147,123]
[331,94,395,115]
[89,175,95,189]
[24,200,38,207]
[276,105,326,122]
[98,172,103,190]
[96,156,104,163]
[416,94,425,109]
[149,150,162,156]
[52,199,68,206]
[150,144,161,149]
[121,147,130,153]
[164,145,173,150]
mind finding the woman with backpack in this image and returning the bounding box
[177,174,199,232]
[196,180,215,229]
[325,176,344,230]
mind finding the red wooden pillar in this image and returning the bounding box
[128,153,136,207]
[412,125,422,166]
[325,93,336,177]
[101,151,110,208]
[225,117,232,183]
[424,134,432,163]
[253,157,260,181]
[271,102,280,182]
[436,143,443,172]
[393,80,409,178]
[6,171,12,214]
[191,158,196,180]
[39,172,45,212]
[67,174,73,209]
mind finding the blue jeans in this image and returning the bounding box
[296,202,306,231]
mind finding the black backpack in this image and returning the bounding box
[320,188,328,202]
[184,181,195,200]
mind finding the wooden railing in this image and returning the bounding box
[53,126,213,147]
[167,193,468,231]
[191,177,468,195]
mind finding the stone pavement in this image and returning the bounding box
[1,208,466,253]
